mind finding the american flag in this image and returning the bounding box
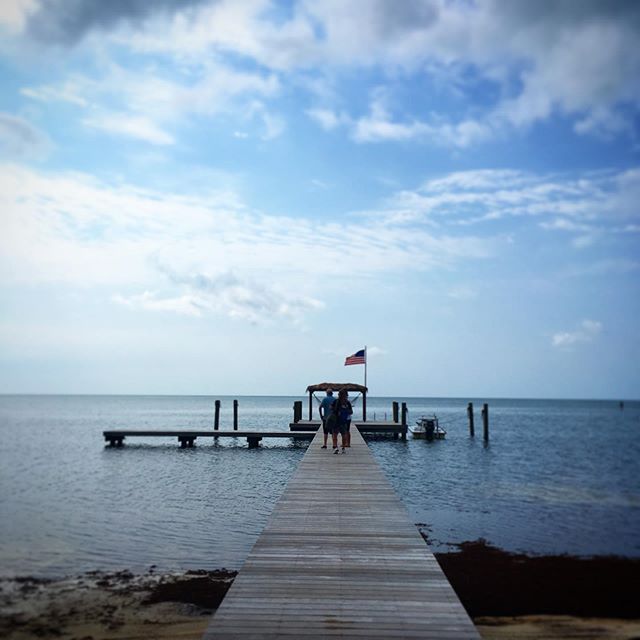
[344,349,366,366]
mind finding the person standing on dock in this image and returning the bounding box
[333,388,353,453]
[319,389,335,449]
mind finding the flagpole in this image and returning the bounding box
[364,345,367,390]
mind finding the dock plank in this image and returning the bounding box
[203,428,479,639]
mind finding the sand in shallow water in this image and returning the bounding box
[476,615,640,639]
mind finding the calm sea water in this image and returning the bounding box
[0,395,638,578]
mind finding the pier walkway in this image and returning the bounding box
[203,428,479,639]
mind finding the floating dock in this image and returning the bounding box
[203,428,480,639]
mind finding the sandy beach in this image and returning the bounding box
[2,541,639,640]
[0,569,235,640]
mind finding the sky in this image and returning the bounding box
[0,0,639,399]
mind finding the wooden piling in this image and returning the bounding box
[214,400,220,431]
[392,401,399,423]
[467,402,475,437]
[293,400,302,423]
[401,402,408,441]
[482,402,489,441]
[233,399,239,431]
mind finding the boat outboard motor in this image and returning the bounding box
[425,419,435,441]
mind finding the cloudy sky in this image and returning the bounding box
[1,0,639,398]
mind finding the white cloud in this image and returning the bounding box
[0,112,50,159]
[306,89,494,147]
[260,112,285,140]
[552,319,602,348]
[113,275,326,325]
[306,108,348,131]
[447,286,477,301]
[351,99,427,143]
[0,0,37,32]
[145,268,324,324]
[571,234,598,250]
[423,170,529,193]
[564,259,640,278]
[0,163,492,322]
[365,168,640,246]
[300,2,640,145]
[113,291,203,317]
[20,56,280,147]
[21,82,89,107]
[83,113,175,145]
[574,107,633,140]
[122,0,320,70]
[341,90,492,147]
[11,1,639,148]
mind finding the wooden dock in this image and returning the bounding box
[290,420,408,440]
[103,430,314,448]
[203,428,480,639]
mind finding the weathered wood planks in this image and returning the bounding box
[203,428,480,639]
[102,430,314,448]
[289,421,408,440]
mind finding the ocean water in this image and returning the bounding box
[0,395,638,578]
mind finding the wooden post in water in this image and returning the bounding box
[233,399,239,431]
[214,400,221,431]
[401,402,408,441]
[293,400,302,423]
[482,403,489,441]
[467,402,474,437]
[392,401,399,423]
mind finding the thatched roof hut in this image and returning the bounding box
[305,382,368,421]
[306,382,368,393]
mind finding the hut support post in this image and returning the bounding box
[363,392,367,422]
[308,391,313,421]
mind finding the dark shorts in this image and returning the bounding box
[333,420,351,435]
[322,417,332,435]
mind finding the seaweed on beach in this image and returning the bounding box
[433,538,640,619]
[142,569,236,609]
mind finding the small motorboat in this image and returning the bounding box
[410,415,446,440]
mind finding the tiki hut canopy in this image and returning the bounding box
[306,382,368,393]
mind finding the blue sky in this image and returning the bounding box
[0,0,639,398]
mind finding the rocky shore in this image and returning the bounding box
[2,541,639,639]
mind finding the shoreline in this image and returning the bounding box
[0,568,236,639]
[2,542,639,639]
